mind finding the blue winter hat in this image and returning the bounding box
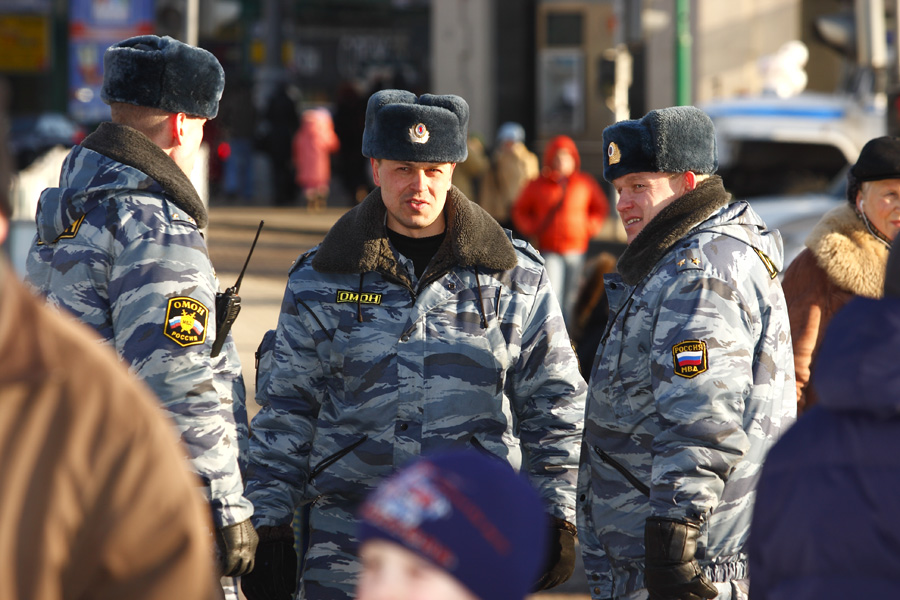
[362,89,469,163]
[602,105,717,182]
[496,121,526,145]
[358,450,548,600]
[101,35,225,119]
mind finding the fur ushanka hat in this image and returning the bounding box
[602,105,718,182]
[101,35,225,119]
[362,89,469,163]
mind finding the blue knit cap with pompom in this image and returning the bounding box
[358,450,549,600]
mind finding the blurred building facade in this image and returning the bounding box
[2,0,865,179]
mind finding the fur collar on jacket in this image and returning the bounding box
[617,175,731,285]
[311,186,518,285]
[81,122,208,228]
[805,203,889,298]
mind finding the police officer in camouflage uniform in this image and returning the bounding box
[241,90,587,600]
[24,35,257,599]
[577,106,796,600]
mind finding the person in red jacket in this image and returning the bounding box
[512,135,608,327]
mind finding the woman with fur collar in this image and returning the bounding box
[782,136,900,414]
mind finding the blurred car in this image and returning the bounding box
[747,166,847,273]
[9,112,86,171]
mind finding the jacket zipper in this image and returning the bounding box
[309,435,368,481]
[593,445,650,497]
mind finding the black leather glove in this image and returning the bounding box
[644,517,718,600]
[533,517,577,590]
[216,519,259,577]
[240,525,298,600]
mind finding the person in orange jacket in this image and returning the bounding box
[512,135,609,327]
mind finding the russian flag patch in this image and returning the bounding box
[672,340,708,378]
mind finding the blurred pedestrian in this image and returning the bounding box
[23,35,257,599]
[749,243,900,599]
[782,135,899,415]
[452,133,490,204]
[0,77,220,600]
[570,250,617,375]
[578,106,796,599]
[511,135,609,327]
[241,89,586,600]
[356,450,549,600]
[478,121,538,229]
[219,74,258,203]
[293,107,340,211]
[334,80,371,203]
[260,81,300,206]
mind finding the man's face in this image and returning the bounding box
[372,158,455,238]
[613,171,689,244]
[856,178,900,241]
[551,148,576,177]
[357,540,478,600]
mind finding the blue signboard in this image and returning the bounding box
[68,0,154,124]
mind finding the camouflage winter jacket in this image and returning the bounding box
[246,187,587,527]
[577,176,796,599]
[25,122,252,528]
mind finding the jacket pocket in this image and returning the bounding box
[592,444,649,497]
[309,435,369,481]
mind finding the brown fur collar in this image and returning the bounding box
[806,203,889,298]
[81,122,208,228]
[311,186,518,284]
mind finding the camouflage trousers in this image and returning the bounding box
[296,495,364,600]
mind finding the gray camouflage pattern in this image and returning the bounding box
[24,143,253,530]
[577,199,796,599]
[247,190,586,599]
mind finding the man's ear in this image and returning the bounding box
[370,157,381,186]
[683,171,697,192]
[171,112,187,145]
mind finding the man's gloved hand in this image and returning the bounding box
[644,517,718,600]
[533,517,577,590]
[216,519,259,577]
[240,525,298,600]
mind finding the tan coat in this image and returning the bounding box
[479,142,539,224]
[0,262,219,600]
[782,203,889,413]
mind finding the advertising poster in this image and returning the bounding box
[68,0,154,124]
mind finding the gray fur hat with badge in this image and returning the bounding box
[362,89,469,163]
[101,35,225,119]
[602,105,717,182]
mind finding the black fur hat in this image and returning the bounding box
[847,136,900,204]
[101,35,225,119]
[602,106,718,182]
[362,89,469,163]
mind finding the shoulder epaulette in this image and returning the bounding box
[162,198,199,227]
[510,235,544,265]
[289,247,318,275]
[673,245,704,273]
[753,246,779,279]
